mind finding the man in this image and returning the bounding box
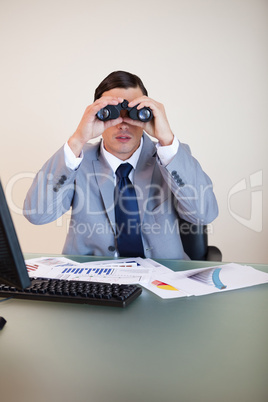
[23,71,218,259]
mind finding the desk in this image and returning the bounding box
[0,255,267,402]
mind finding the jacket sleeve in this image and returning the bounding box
[157,142,219,224]
[23,145,78,225]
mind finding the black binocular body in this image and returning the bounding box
[96,100,153,122]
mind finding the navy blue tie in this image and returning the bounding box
[114,163,145,257]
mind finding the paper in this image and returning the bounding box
[25,257,152,284]
[26,257,80,277]
[142,262,268,299]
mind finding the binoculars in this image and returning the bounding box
[96,99,153,122]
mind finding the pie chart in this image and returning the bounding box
[152,280,178,291]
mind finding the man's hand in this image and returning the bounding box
[126,96,174,146]
[68,96,124,157]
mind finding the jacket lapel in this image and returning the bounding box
[92,151,116,234]
[134,135,157,223]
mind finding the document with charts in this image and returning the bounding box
[25,257,152,284]
[142,261,268,299]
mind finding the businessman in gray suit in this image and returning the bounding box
[24,71,218,259]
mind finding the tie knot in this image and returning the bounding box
[116,163,133,179]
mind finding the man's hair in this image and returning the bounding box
[94,71,148,101]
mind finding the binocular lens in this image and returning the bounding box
[96,100,152,122]
[138,108,151,122]
[97,108,110,120]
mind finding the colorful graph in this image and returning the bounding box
[152,280,179,291]
[190,268,226,290]
[26,263,39,272]
[62,267,113,276]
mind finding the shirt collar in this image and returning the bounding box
[101,135,143,174]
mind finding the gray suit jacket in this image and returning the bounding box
[24,134,218,259]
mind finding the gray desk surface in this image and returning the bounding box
[0,255,267,402]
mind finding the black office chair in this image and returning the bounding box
[179,218,222,261]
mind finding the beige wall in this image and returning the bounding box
[1,0,267,263]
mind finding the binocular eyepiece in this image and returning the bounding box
[96,99,153,123]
